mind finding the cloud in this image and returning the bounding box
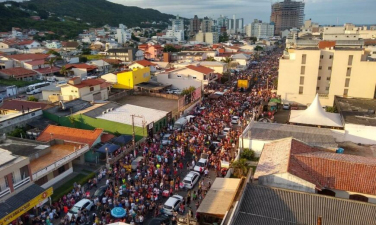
[109,0,375,25]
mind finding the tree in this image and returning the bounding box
[8,127,26,138]
[206,56,216,61]
[273,79,278,88]
[249,37,257,43]
[230,158,249,178]
[47,50,61,57]
[38,10,49,20]
[79,56,88,63]
[163,45,179,53]
[131,33,140,42]
[254,45,263,52]
[60,66,68,77]
[219,33,229,43]
[181,86,196,96]
[27,96,38,102]
[221,57,232,64]
[240,149,255,160]
[326,106,338,113]
[45,57,57,76]
[82,48,91,55]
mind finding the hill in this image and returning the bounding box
[0,0,175,39]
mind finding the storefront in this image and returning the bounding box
[0,185,53,225]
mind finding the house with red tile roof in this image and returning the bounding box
[60,77,110,102]
[65,63,98,77]
[138,43,163,60]
[129,60,157,72]
[0,99,48,113]
[0,67,38,80]
[254,137,376,204]
[37,125,103,147]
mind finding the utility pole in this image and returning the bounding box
[131,114,146,155]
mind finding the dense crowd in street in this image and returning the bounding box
[23,45,283,225]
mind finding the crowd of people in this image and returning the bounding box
[23,45,283,225]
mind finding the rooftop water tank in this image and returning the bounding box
[336,148,344,154]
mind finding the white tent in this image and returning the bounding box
[289,94,343,128]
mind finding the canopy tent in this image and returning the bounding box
[269,98,281,103]
[96,143,120,153]
[113,135,133,146]
[196,178,241,218]
[289,94,343,128]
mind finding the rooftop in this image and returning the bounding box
[335,96,376,126]
[77,102,121,118]
[0,138,49,157]
[1,99,48,111]
[44,99,93,117]
[244,121,338,150]
[186,65,214,74]
[97,104,168,127]
[231,184,376,225]
[36,125,103,147]
[0,67,37,78]
[6,54,49,61]
[131,60,157,67]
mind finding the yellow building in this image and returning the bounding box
[277,41,376,106]
[113,67,151,89]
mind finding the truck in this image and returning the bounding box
[237,79,250,90]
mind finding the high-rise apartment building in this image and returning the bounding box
[201,17,214,33]
[170,15,184,31]
[189,15,201,35]
[277,41,376,106]
[270,0,305,35]
[228,15,244,34]
[245,19,274,39]
[217,15,229,33]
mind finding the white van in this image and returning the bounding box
[131,156,143,171]
[173,117,188,131]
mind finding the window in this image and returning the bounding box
[300,66,305,75]
[90,87,94,92]
[316,87,320,90]
[327,77,331,81]
[318,189,336,197]
[328,66,332,70]
[318,76,321,80]
[343,89,348,96]
[192,77,197,79]
[329,55,333,59]
[177,75,182,78]
[348,55,353,66]
[320,55,323,59]
[300,76,304,85]
[345,78,350,87]
[326,87,329,91]
[20,165,29,179]
[347,67,351,76]
[299,86,303,94]
[301,54,306,64]
[57,166,66,175]
[319,66,322,70]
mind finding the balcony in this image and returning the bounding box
[13,176,31,190]
[0,187,10,198]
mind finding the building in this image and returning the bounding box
[170,51,207,62]
[230,184,376,225]
[45,41,62,49]
[0,67,38,81]
[245,19,274,39]
[110,67,151,89]
[195,32,219,44]
[170,15,184,31]
[138,43,163,61]
[201,17,214,33]
[189,15,201,36]
[323,23,376,41]
[198,61,227,74]
[217,15,229,33]
[116,24,132,45]
[157,65,215,87]
[87,60,110,74]
[128,60,157,73]
[270,0,305,35]
[240,121,338,157]
[165,29,185,42]
[61,41,79,51]
[106,48,138,62]
[60,77,110,101]
[277,41,376,106]
[228,15,244,34]
[65,63,98,78]
[3,53,49,68]
[254,137,376,204]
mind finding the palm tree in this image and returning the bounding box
[221,57,232,64]
[45,57,57,77]
[230,158,249,178]
[60,66,68,77]
[206,56,216,62]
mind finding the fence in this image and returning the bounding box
[108,90,133,101]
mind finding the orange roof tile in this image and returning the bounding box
[0,67,37,78]
[7,54,49,61]
[101,133,115,143]
[37,125,103,147]
[65,63,97,70]
[0,99,48,111]
[186,65,214,74]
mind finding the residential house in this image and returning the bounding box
[104,67,151,89]
[87,60,110,74]
[0,67,38,81]
[170,52,207,62]
[231,53,251,66]
[138,43,163,60]
[254,137,376,204]
[65,63,98,78]
[0,85,17,98]
[106,48,137,63]
[0,39,40,49]
[61,41,79,51]
[4,53,50,68]
[128,60,157,73]
[197,61,227,74]
[60,77,110,101]
[45,41,62,49]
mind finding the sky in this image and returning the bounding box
[109,0,376,25]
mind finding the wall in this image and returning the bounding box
[333,189,376,204]
[248,139,269,157]
[343,123,376,145]
[61,85,80,100]
[0,110,43,133]
[72,68,87,78]
[101,73,117,84]
[156,73,202,90]
[258,173,316,193]
[114,67,151,89]
[41,166,73,189]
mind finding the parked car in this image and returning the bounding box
[166,89,174,94]
[163,195,184,215]
[67,199,94,219]
[194,157,208,173]
[222,127,231,136]
[283,103,290,110]
[93,186,107,201]
[162,134,172,145]
[147,214,171,225]
[183,171,200,189]
[173,90,182,95]
[231,116,239,124]
[131,156,144,171]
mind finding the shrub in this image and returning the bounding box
[27,96,38,102]
[241,148,255,160]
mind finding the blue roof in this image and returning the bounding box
[113,135,133,145]
[96,143,120,153]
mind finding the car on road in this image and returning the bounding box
[283,103,290,110]
[183,171,200,189]
[93,185,107,201]
[194,158,208,173]
[162,134,172,145]
[163,195,184,215]
[231,116,239,124]
[222,127,231,136]
[131,156,144,171]
[67,199,94,219]
[173,90,182,95]
[197,107,206,115]
[147,214,171,225]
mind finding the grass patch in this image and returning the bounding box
[0,79,39,88]
[51,172,96,202]
[81,55,106,61]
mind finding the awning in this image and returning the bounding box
[96,143,120,153]
[0,185,53,225]
[112,135,133,146]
